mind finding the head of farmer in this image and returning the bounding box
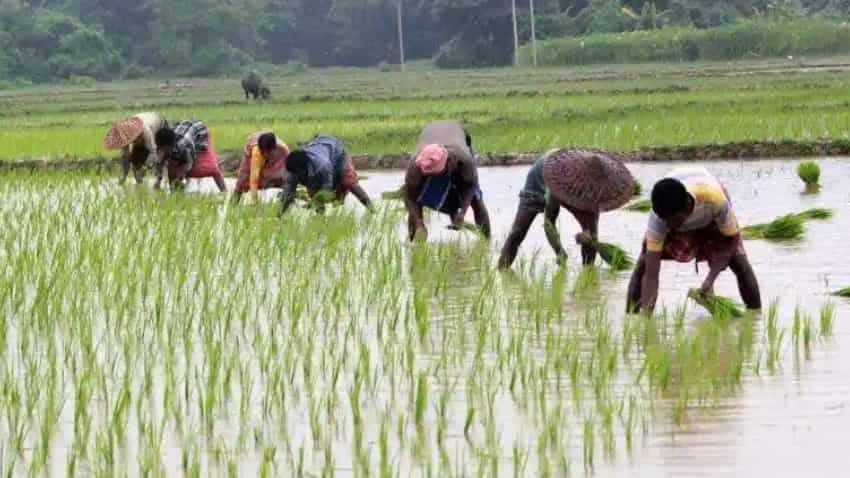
[498,149,635,269]
[626,167,761,315]
[233,131,290,204]
[404,121,491,242]
[153,120,227,193]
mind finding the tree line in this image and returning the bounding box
[1,0,850,83]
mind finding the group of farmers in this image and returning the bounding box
[104,113,761,314]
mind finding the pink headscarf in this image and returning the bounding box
[415,144,448,175]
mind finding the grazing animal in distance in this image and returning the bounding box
[241,72,270,100]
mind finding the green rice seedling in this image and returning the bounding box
[633,179,643,197]
[819,303,836,337]
[794,208,833,220]
[797,161,821,192]
[624,199,652,212]
[832,287,850,297]
[743,214,805,241]
[688,288,745,318]
[575,232,634,271]
[381,185,407,200]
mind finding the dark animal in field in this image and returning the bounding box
[241,72,270,100]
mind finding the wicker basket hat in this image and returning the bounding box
[103,117,144,150]
[542,149,635,212]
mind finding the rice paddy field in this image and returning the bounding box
[1,62,850,477]
[6,57,850,160]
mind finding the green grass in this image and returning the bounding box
[832,287,850,297]
[6,64,850,160]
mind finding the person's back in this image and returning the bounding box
[305,135,345,178]
[415,121,472,163]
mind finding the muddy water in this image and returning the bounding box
[360,158,850,477]
[192,158,850,476]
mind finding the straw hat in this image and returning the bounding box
[542,149,635,212]
[103,117,144,150]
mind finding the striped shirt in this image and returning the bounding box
[645,167,739,253]
[156,120,209,180]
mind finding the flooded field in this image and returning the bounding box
[1,158,848,477]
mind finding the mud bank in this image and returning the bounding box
[2,139,849,173]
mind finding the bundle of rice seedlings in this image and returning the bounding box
[688,288,745,318]
[306,190,338,211]
[793,207,833,221]
[575,232,635,271]
[831,287,850,297]
[743,214,805,241]
[624,199,652,212]
[797,161,821,192]
[381,185,406,201]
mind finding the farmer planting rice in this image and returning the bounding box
[626,167,761,314]
[103,112,167,185]
[498,149,635,268]
[404,121,491,241]
[280,134,372,214]
[154,120,227,192]
[232,131,290,204]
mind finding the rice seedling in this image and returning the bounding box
[794,208,833,220]
[633,179,643,197]
[797,161,821,192]
[381,185,407,200]
[743,213,805,241]
[575,232,635,271]
[687,289,746,318]
[624,199,652,213]
[0,165,842,477]
[832,287,850,297]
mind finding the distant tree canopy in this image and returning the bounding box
[1,0,850,82]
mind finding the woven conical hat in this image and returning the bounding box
[103,117,144,150]
[542,149,635,212]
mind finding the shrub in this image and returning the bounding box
[520,19,850,66]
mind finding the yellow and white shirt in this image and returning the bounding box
[645,167,739,253]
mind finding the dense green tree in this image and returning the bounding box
[1,0,850,82]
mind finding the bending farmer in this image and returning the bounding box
[233,131,290,204]
[626,167,761,314]
[280,134,372,214]
[404,121,491,241]
[103,112,167,185]
[499,149,635,268]
[153,120,227,192]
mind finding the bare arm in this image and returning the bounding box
[639,251,663,312]
[543,195,567,262]
[404,177,426,240]
[701,234,739,293]
[279,175,298,215]
[119,148,130,185]
[452,158,477,226]
[153,152,165,190]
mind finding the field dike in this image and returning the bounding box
[2,139,850,173]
